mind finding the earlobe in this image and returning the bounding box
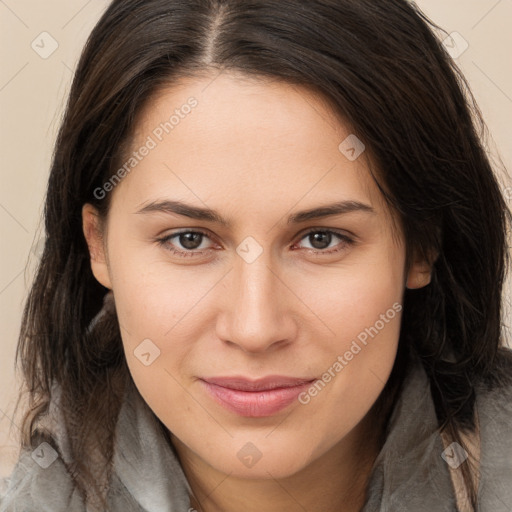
[406,266,432,289]
[82,204,112,289]
[405,248,438,290]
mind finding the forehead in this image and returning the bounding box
[110,72,390,224]
[135,72,348,152]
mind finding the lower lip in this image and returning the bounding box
[200,380,313,417]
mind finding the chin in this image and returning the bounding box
[203,437,318,480]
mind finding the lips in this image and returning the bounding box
[199,375,315,417]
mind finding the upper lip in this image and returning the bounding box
[201,375,315,391]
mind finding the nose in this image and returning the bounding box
[215,252,297,353]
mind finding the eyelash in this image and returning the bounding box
[155,228,355,258]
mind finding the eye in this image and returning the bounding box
[293,229,355,255]
[156,229,216,258]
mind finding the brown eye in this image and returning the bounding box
[178,232,205,250]
[295,229,354,254]
[307,231,333,250]
[157,230,215,257]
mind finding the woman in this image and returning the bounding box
[1,0,511,511]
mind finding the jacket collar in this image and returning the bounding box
[361,354,455,510]
[112,379,193,511]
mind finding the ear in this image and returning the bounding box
[405,247,438,289]
[82,203,112,289]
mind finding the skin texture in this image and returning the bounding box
[83,71,433,512]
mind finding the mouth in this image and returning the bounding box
[199,375,316,417]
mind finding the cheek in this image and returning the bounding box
[294,252,404,433]
[107,229,214,341]
[104,237,214,388]
[112,268,215,376]
[299,303,401,458]
[303,277,402,403]
[292,248,404,351]
[110,264,206,418]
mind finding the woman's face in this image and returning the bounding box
[84,72,430,479]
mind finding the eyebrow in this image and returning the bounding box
[135,199,375,225]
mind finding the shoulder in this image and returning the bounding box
[0,446,143,512]
[0,446,85,512]
[473,348,512,509]
[0,383,88,512]
[475,347,512,409]
[475,348,512,434]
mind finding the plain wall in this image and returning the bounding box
[1,0,511,479]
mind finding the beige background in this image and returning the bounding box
[1,0,511,479]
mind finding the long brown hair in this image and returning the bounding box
[13,0,512,509]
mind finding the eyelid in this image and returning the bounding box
[295,226,356,242]
[292,227,355,252]
[158,228,218,250]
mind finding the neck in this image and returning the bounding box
[172,406,384,512]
